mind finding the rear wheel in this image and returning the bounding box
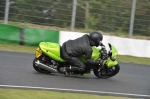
[93,64,120,79]
[33,58,52,74]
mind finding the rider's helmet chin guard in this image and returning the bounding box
[89,31,103,47]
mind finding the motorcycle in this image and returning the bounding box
[33,42,120,78]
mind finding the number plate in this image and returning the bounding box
[35,47,42,58]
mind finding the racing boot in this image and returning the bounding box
[60,66,79,76]
[59,67,71,76]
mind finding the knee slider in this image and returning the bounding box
[78,68,84,72]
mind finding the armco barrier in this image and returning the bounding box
[0,24,20,44]
[0,24,60,46]
[24,28,59,45]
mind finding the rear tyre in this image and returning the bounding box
[33,58,52,74]
[93,64,120,79]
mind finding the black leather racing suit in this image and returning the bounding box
[61,34,100,72]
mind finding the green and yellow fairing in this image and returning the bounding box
[105,43,118,68]
[38,42,66,62]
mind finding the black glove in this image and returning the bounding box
[99,60,104,66]
[99,42,104,46]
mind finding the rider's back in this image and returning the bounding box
[64,34,92,57]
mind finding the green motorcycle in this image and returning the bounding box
[33,42,120,78]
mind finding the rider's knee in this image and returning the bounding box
[78,67,85,72]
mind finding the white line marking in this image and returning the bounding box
[0,85,150,98]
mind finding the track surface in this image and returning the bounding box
[0,51,150,97]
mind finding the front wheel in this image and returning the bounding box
[93,64,120,79]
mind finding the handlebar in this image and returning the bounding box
[99,43,117,62]
[99,41,104,46]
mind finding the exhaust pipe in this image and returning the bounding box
[35,60,58,73]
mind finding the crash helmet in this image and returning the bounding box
[89,31,103,46]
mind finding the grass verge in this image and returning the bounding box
[0,43,150,65]
[0,88,134,99]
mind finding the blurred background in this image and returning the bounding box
[0,0,150,39]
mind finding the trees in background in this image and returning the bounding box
[0,0,5,19]
[1,0,150,36]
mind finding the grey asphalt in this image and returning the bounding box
[0,51,150,98]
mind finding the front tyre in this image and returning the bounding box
[33,58,52,74]
[93,64,120,79]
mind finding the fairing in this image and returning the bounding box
[79,47,100,62]
[91,47,101,60]
[106,43,118,68]
[109,43,118,58]
[39,42,65,62]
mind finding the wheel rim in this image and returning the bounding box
[98,66,117,77]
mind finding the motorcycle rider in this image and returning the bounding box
[60,31,104,76]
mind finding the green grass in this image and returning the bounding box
[0,43,37,53]
[0,42,150,65]
[117,55,150,65]
[0,88,134,99]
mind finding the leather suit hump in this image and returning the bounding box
[64,34,92,58]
